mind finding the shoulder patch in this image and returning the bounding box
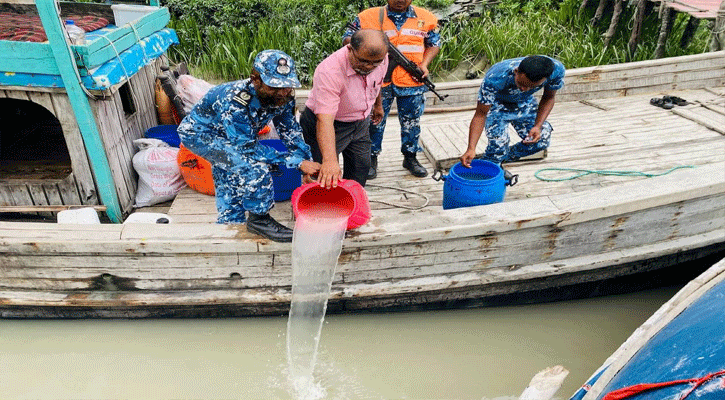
[233,91,252,106]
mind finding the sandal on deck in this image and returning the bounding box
[664,95,689,106]
[650,97,674,109]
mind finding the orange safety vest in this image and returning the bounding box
[358,6,438,87]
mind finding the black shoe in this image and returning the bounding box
[367,155,378,180]
[246,213,293,242]
[402,152,427,177]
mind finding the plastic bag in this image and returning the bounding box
[132,138,186,207]
[176,74,215,113]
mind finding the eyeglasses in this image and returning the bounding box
[351,48,385,68]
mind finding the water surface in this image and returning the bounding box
[0,286,679,399]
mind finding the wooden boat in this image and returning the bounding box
[1,1,724,318]
[570,257,725,400]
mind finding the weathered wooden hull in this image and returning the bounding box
[1,161,723,318]
[1,51,724,318]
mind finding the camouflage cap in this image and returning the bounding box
[253,50,301,88]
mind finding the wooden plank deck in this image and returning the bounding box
[167,86,725,226]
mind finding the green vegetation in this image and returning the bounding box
[165,0,712,85]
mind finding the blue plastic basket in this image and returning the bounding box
[145,125,180,147]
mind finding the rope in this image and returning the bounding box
[129,24,150,64]
[366,183,430,210]
[534,165,695,182]
[99,35,131,81]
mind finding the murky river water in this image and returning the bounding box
[0,286,680,399]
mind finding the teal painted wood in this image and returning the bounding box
[81,10,170,68]
[0,28,178,89]
[78,8,171,67]
[35,0,123,223]
[0,6,168,75]
[0,40,59,76]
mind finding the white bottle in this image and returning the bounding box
[64,19,86,45]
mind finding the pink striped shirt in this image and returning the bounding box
[305,46,388,122]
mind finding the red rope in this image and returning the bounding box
[602,370,725,400]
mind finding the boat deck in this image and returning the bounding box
[167,86,725,228]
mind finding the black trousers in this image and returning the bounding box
[299,107,372,187]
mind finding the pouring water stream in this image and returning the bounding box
[286,205,349,399]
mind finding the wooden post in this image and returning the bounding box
[679,15,699,49]
[35,0,124,223]
[578,0,592,19]
[591,0,610,26]
[710,0,725,51]
[603,0,624,47]
[627,0,649,59]
[654,6,674,59]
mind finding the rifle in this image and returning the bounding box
[346,23,448,102]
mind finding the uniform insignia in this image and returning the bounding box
[276,58,291,75]
[418,20,424,28]
[233,91,251,106]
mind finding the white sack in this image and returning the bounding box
[132,138,186,207]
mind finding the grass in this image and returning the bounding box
[166,0,713,85]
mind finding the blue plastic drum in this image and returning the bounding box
[439,160,511,210]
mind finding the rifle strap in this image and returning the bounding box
[379,6,396,83]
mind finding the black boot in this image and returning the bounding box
[246,213,293,242]
[402,152,427,177]
[367,155,378,180]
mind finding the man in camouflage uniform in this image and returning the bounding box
[460,55,565,167]
[343,0,441,179]
[178,50,320,242]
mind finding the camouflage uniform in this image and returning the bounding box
[177,51,310,224]
[344,8,442,156]
[478,56,566,163]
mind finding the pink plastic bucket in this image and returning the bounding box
[291,179,371,230]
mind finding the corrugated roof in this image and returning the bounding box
[654,0,722,19]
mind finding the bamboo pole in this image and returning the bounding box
[591,0,610,26]
[627,0,649,59]
[654,5,674,58]
[679,15,699,48]
[710,1,725,51]
[578,0,592,19]
[603,0,624,47]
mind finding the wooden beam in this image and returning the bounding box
[0,205,107,212]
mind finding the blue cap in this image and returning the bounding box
[253,50,301,88]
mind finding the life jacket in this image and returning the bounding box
[358,6,437,87]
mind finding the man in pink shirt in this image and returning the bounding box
[300,29,389,189]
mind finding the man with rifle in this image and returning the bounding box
[343,0,441,179]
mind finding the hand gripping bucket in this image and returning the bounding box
[291,179,371,230]
[432,160,517,210]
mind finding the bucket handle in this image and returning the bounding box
[431,169,446,182]
[505,171,518,187]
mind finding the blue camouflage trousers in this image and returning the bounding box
[211,164,274,224]
[483,100,552,164]
[370,86,426,156]
[181,132,274,224]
